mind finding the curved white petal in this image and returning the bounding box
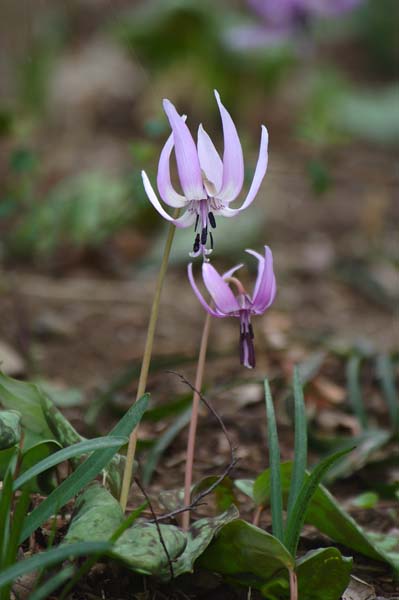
[214,90,244,204]
[141,171,194,228]
[197,124,223,195]
[216,125,269,214]
[245,248,264,300]
[251,245,275,312]
[187,263,224,318]
[157,119,187,208]
[163,99,205,201]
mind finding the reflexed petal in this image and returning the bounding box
[250,245,276,312]
[245,248,264,299]
[223,263,244,279]
[187,263,223,318]
[141,171,195,228]
[238,125,269,212]
[202,263,240,314]
[163,99,204,200]
[197,124,223,195]
[216,125,269,216]
[214,90,244,204]
[157,126,187,208]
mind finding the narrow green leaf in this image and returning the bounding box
[4,489,30,567]
[1,489,31,600]
[0,542,111,589]
[284,448,352,555]
[376,354,399,432]
[14,436,128,491]
[0,460,15,570]
[264,379,284,541]
[142,407,191,485]
[29,566,75,600]
[20,394,149,543]
[287,366,307,518]
[346,354,368,429]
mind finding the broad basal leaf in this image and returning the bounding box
[199,519,295,585]
[253,462,398,572]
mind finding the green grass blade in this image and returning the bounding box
[346,354,368,429]
[142,407,191,485]
[29,566,75,600]
[286,366,307,518]
[20,394,149,543]
[0,542,111,589]
[0,464,15,570]
[14,436,128,491]
[1,489,34,600]
[4,488,30,568]
[284,447,353,556]
[264,379,284,542]
[376,354,399,432]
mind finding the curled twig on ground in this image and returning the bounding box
[152,371,238,523]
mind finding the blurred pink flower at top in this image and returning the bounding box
[228,0,363,50]
[249,0,363,24]
[142,90,269,259]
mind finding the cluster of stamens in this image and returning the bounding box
[191,208,217,259]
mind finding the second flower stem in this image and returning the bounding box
[119,215,178,513]
[182,311,212,531]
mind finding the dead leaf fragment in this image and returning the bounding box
[343,575,376,600]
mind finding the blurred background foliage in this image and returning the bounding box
[0,0,397,266]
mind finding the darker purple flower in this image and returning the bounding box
[142,91,269,258]
[228,0,363,50]
[188,246,276,368]
[249,0,363,24]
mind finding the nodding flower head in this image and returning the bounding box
[188,245,276,368]
[141,90,269,259]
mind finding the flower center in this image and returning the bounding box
[190,199,217,258]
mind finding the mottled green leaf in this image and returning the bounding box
[64,484,123,545]
[0,373,55,441]
[114,521,186,576]
[0,410,21,450]
[162,506,239,579]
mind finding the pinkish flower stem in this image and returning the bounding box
[289,568,298,600]
[252,504,263,527]
[182,311,212,531]
[120,213,179,513]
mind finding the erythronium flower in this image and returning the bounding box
[188,245,276,368]
[141,90,269,258]
[227,0,363,50]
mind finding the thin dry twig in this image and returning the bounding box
[152,371,238,524]
[134,477,175,580]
